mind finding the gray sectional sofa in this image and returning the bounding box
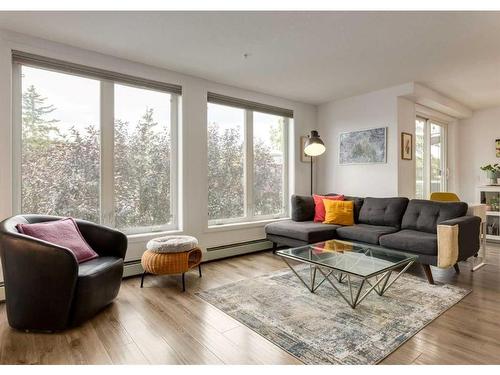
[265,194,481,283]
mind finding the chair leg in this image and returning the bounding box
[198,264,202,278]
[422,264,435,285]
[453,263,460,274]
[182,272,186,292]
[140,271,147,288]
[272,242,278,254]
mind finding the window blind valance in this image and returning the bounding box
[12,50,182,95]
[207,92,294,118]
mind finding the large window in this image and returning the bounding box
[114,84,177,233]
[207,103,246,221]
[19,66,101,223]
[14,55,180,234]
[207,95,290,225]
[415,116,447,199]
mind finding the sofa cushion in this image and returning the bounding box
[379,229,437,256]
[323,200,354,226]
[402,199,468,234]
[326,194,364,223]
[71,256,123,326]
[358,197,409,228]
[313,194,344,222]
[336,224,399,245]
[291,195,315,221]
[265,220,339,243]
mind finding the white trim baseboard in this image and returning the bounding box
[204,239,273,261]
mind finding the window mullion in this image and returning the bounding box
[12,63,22,214]
[442,124,448,191]
[282,118,289,216]
[100,80,115,227]
[245,110,254,220]
[424,119,431,199]
[170,94,179,229]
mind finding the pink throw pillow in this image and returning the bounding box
[313,194,345,222]
[17,218,99,263]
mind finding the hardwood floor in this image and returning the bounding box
[1,244,500,364]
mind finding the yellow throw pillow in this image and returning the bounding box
[323,199,354,226]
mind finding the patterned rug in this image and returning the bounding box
[196,266,470,364]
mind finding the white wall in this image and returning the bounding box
[316,84,412,197]
[397,97,417,198]
[316,83,470,200]
[457,106,500,203]
[0,30,317,283]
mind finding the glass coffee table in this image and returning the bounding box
[276,239,417,309]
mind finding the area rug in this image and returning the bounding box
[196,266,470,364]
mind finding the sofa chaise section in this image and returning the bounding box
[266,220,341,248]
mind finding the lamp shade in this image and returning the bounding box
[304,130,326,156]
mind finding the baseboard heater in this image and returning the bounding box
[122,239,273,278]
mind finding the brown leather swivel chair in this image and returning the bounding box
[0,215,127,332]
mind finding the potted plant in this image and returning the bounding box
[480,163,500,184]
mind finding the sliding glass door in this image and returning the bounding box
[415,116,447,199]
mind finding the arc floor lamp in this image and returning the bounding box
[304,130,326,195]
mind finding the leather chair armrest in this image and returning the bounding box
[75,220,128,259]
[437,215,481,268]
[0,234,78,330]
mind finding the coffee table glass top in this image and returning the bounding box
[276,239,417,278]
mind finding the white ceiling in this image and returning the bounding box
[1,11,500,109]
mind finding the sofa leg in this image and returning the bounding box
[140,271,147,288]
[272,242,278,254]
[453,263,460,274]
[422,264,435,285]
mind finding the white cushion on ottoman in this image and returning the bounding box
[147,235,199,253]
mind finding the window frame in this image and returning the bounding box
[415,114,448,199]
[207,102,290,226]
[12,60,180,235]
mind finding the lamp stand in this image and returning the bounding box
[310,156,313,195]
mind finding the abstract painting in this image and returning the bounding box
[496,138,500,157]
[339,127,387,164]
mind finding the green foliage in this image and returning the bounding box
[22,85,284,229]
[253,141,284,216]
[114,107,172,229]
[480,163,500,172]
[21,85,100,222]
[207,123,245,220]
[22,85,59,140]
[207,120,284,221]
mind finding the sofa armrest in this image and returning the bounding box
[437,215,481,268]
[75,220,128,259]
[291,194,315,221]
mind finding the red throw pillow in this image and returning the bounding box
[313,194,345,222]
[17,218,99,263]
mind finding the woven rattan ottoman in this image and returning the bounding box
[140,236,203,291]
